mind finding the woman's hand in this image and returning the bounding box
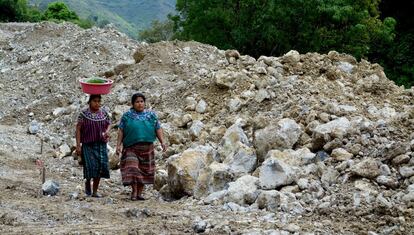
[102,131,110,142]
[76,145,81,156]
[161,143,167,152]
[116,145,123,156]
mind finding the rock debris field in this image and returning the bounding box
[1,22,414,234]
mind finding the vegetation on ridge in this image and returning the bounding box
[168,0,412,87]
[1,0,412,87]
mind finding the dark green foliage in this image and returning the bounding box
[71,18,93,29]
[375,0,414,87]
[0,1,93,28]
[26,5,42,21]
[40,2,94,28]
[0,0,41,22]
[138,18,175,42]
[172,0,414,87]
[42,1,78,21]
[173,0,395,60]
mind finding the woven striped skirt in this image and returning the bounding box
[120,143,155,185]
[81,142,110,179]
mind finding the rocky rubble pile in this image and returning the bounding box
[1,22,414,233]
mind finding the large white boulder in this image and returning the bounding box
[167,145,215,197]
[224,175,259,206]
[218,122,257,176]
[254,118,302,161]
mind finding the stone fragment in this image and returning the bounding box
[331,148,353,161]
[42,180,60,196]
[350,158,381,179]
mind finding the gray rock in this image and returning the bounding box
[175,114,192,128]
[392,154,410,165]
[223,202,248,212]
[259,158,294,189]
[375,175,399,189]
[17,54,31,63]
[28,120,40,134]
[399,166,414,178]
[315,151,329,162]
[402,192,414,204]
[203,190,227,205]
[350,158,381,179]
[154,169,168,191]
[282,50,300,63]
[185,97,197,111]
[256,190,281,211]
[42,180,60,196]
[296,178,309,190]
[189,120,204,139]
[312,117,350,150]
[279,192,305,214]
[321,167,340,187]
[192,219,207,233]
[331,148,353,161]
[254,118,302,161]
[219,122,256,176]
[379,164,391,176]
[57,144,72,158]
[228,98,243,112]
[376,194,392,208]
[337,61,354,74]
[194,162,233,198]
[167,145,215,197]
[215,70,242,89]
[225,175,259,205]
[255,89,270,103]
[52,107,66,117]
[196,99,207,114]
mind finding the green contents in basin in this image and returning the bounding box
[86,77,107,84]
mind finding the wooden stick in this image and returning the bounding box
[40,138,43,154]
[42,166,45,184]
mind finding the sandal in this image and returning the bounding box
[91,193,102,198]
[136,195,145,201]
[130,192,139,201]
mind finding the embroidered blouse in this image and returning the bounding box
[77,107,111,144]
[119,109,160,147]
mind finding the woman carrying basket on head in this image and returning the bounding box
[76,94,111,197]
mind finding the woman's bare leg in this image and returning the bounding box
[131,183,138,200]
[137,183,144,199]
[92,178,101,197]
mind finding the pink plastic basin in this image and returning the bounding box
[80,78,114,95]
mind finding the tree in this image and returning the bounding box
[376,0,414,87]
[0,0,29,22]
[0,0,43,22]
[41,2,93,29]
[42,1,79,21]
[138,19,175,43]
[172,0,395,59]
[0,1,92,28]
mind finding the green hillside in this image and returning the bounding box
[29,0,176,38]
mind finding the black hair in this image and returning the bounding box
[88,94,102,104]
[131,92,146,104]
